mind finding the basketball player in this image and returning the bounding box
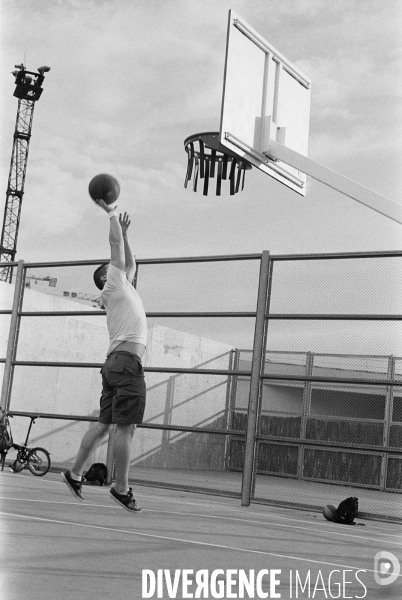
[61,199,147,512]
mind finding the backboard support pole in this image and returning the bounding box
[241,250,270,507]
[265,139,402,225]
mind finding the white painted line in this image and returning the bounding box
[1,510,396,577]
[144,508,402,547]
[0,496,107,508]
[139,494,402,538]
[0,496,400,546]
[2,473,400,537]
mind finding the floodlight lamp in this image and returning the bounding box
[37,66,51,74]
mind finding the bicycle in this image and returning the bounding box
[0,412,51,477]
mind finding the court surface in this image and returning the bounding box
[1,471,401,600]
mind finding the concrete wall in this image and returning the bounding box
[132,324,233,469]
[1,281,234,469]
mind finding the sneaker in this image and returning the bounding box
[61,470,84,502]
[110,487,142,512]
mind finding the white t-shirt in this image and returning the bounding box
[100,264,147,356]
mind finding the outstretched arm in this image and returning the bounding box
[94,199,125,271]
[119,212,136,283]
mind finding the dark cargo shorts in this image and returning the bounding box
[98,351,146,425]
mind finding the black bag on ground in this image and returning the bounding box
[83,463,108,486]
[334,497,358,525]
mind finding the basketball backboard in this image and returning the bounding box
[220,10,311,195]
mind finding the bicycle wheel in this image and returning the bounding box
[26,447,51,476]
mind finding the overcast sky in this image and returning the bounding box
[0,0,401,265]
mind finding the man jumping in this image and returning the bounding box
[61,199,147,512]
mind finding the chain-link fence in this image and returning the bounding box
[1,251,401,520]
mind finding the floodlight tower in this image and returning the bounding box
[0,64,51,282]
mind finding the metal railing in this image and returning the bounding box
[1,250,401,521]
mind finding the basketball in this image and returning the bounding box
[88,174,120,205]
[323,504,336,521]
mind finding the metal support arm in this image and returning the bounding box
[265,139,402,226]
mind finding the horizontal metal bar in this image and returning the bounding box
[270,250,402,261]
[12,361,102,368]
[12,360,102,368]
[240,372,402,386]
[137,423,243,436]
[8,411,401,454]
[3,350,398,364]
[254,436,402,454]
[143,312,256,318]
[19,311,104,317]
[135,254,263,264]
[314,351,401,359]
[8,411,98,422]
[0,311,12,315]
[1,251,401,274]
[15,311,402,320]
[303,414,386,424]
[264,314,402,321]
[10,361,402,385]
[260,373,402,386]
[7,411,245,436]
[21,259,110,268]
[260,349,402,360]
[17,311,256,318]
[14,254,262,269]
[259,412,387,424]
[0,261,19,268]
[12,360,251,375]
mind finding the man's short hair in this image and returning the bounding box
[93,263,109,290]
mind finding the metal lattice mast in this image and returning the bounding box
[0,64,50,282]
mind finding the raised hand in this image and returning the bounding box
[93,198,117,213]
[119,212,131,234]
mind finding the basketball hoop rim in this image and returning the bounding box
[184,131,252,168]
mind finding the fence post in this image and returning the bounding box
[298,352,313,478]
[241,251,271,507]
[380,355,395,491]
[1,260,25,412]
[224,349,240,471]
